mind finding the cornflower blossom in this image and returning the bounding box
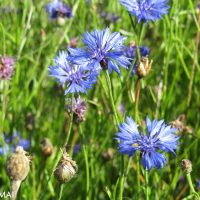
[45,0,72,20]
[119,0,170,23]
[124,45,150,73]
[68,28,131,75]
[49,51,98,95]
[115,116,179,170]
[0,132,30,155]
[0,56,15,79]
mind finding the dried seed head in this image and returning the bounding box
[6,146,30,199]
[25,112,35,131]
[6,146,30,181]
[171,115,191,133]
[102,148,114,161]
[181,159,192,174]
[136,57,152,78]
[40,138,53,157]
[54,151,78,183]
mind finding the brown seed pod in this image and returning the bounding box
[6,146,30,200]
[136,57,153,78]
[40,138,53,157]
[181,159,192,174]
[54,151,78,183]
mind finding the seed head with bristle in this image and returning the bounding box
[6,146,30,200]
[54,151,78,183]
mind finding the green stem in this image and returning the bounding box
[186,173,200,199]
[145,170,150,200]
[104,70,120,125]
[104,71,125,200]
[134,78,141,120]
[79,124,90,200]
[58,184,64,200]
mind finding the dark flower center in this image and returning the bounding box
[100,59,108,70]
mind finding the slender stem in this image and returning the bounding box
[104,71,125,200]
[104,71,120,124]
[145,170,150,200]
[186,173,200,199]
[79,124,90,200]
[58,184,64,200]
[134,78,141,122]
[64,95,74,147]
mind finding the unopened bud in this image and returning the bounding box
[181,159,192,174]
[40,138,53,157]
[136,57,152,78]
[6,146,30,199]
[57,17,66,26]
[54,151,78,183]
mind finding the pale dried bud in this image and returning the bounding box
[181,159,192,174]
[136,57,152,78]
[6,146,30,199]
[171,119,185,132]
[54,151,78,183]
[57,17,66,26]
[171,115,191,133]
[40,138,53,157]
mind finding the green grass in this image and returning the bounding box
[0,0,200,199]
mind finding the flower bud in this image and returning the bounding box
[181,159,192,174]
[136,57,152,78]
[66,98,87,123]
[54,151,78,183]
[57,17,66,26]
[40,138,53,157]
[0,56,15,80]
[6,146,30,199]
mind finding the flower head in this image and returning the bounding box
[69,28,131,75]
[0,132,30,156]
[66,98,87,122]
[45,0,72,20]
[49,51,98,95]
[54,151,78,183]
[115,116,179,170]
[0,56,15,79]
[119,0,170,23]
[124,45,150,75]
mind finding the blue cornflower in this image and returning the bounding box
[124,45,150,73]
[49,51,98,95]
[45,0,72,19]
[68,28,131,75]
[115,116,179,170]
[0,131,30,155]
[119,0,170,23]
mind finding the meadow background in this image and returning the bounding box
[0,0,200,199]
